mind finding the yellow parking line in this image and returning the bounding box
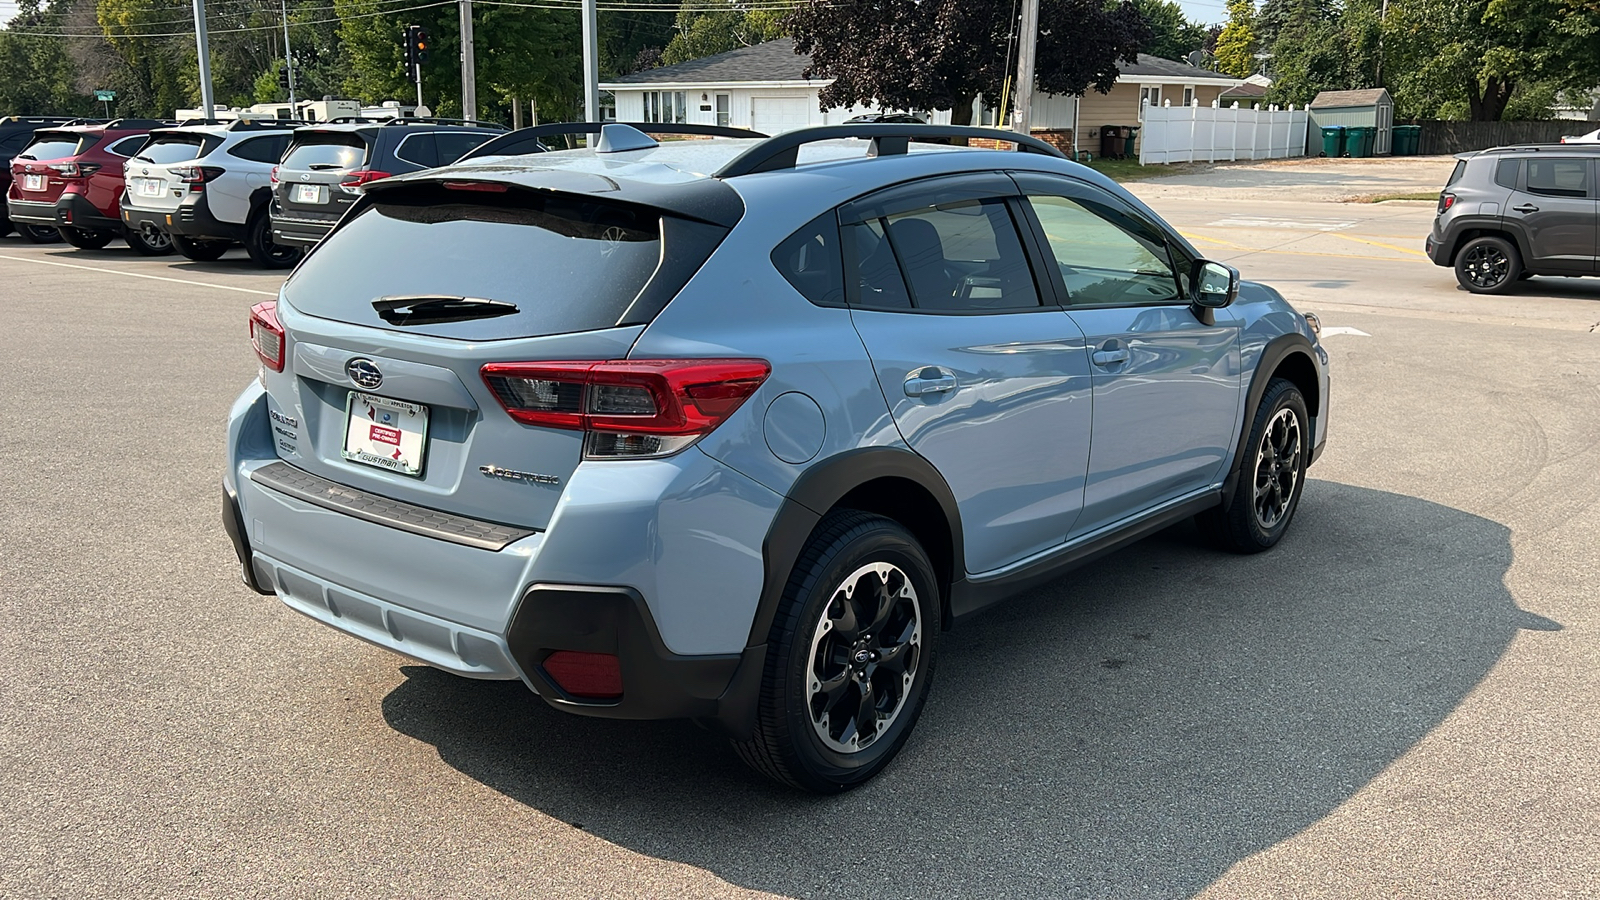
[1180,231,1254,250]
[1331,233,1427,256]
[1177,233,1429,265]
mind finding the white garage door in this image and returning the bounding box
[751,97,813,135]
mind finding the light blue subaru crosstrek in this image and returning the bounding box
[223,123,1330,792]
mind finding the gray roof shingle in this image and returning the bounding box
[1118,53,1235,80]
[1310,88,1392,108]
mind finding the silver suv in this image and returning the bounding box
[1427,144,1600,293]
[120,119,306,268]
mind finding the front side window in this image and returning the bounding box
[1525,158,1589,198]
[847,198,1040,312]
[1027,193,1182,306]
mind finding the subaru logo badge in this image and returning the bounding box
[346,358,383,390]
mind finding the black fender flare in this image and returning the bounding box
[1221,332,1319,508]
[1444,216,1532,265]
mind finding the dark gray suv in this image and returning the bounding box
[1427,144,1600,293]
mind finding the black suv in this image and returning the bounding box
[0,115,87,242]
[269,118,505,247]
[1427,144,1600,293]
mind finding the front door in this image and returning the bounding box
[1012,173,1242,537]
[841,175,1094,575]
[1504,156,1599,274]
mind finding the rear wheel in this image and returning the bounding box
[245,208,303,269]
[125,223,174,255]
[1454,235,1520,294]
[732,510,938,793]
[18,224,60,244]
[59,227,114,250]
[0,218,13,237]
[172,235,231,261]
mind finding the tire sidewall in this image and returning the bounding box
[778,521,939,789]
[247,211,302,269]
[124,225,173,255]
[1240,381,1309,548]
[1454,236,1520,294]
[173,235,230,261]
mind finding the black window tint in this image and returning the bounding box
[435,131,494,164]
[392,133,437,167]
[281,133,367,170]
[228,135,290,163]
[1525,159,1589,198]
[1493,159,1518,189]
[1446,159,1468,186]
[108,136,148,157]
[0,133,30,155]
[881,199,1039,311]
[772,213,845,306]
[848,219,913,310]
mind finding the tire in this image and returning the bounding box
[1454,235,1520,294]
[18,224,60,244]
[1196,378,1309,553]
[173,235,231,261]
[59,227,114,250]
[124,223,174,256]
[732,510,939,793]
[0,218,13,237]
[244,209,303,269]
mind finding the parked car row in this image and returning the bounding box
[3,115,506,267]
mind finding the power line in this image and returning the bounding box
[2,0,455,38]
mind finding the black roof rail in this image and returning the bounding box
[0,115,80,125]
[101,118,176,129]
[378,116,508,130]
[457,121,767,161]
[713,123,1066,178]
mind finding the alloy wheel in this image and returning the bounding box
[1252,407,1301,529]
[805,561,922,754]
[1461,244,1509,289]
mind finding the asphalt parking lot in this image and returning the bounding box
[2,159,1597,898]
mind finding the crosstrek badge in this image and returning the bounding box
[341,391,429,476]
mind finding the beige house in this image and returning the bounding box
[602,41,1245,157]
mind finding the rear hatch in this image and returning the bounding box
[9,130,99,204]
[123,131,223,212]
[275,129,372,224]
[262,178,732,531]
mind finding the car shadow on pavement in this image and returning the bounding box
[381,481,1555,899]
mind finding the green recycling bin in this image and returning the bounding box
[1346,126,1374,158]
[1319,125,1346,158]
[1123,125,1140,159]
[1393,124,1421,155]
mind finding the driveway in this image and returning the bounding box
[1130,155,1459,203]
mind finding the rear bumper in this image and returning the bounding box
[119,197,174,236]
[269,204,336,246]
[1425,231,1450,267]
[169,191,246,242]
[6,198,59,227]
[51,191,122,232]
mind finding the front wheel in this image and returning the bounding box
[59,227,114,250]
[1197,378,1309,553]
[18,224,60,244]
[125,223,174,256]
[245,209,303,269]
[173,235,231,261]
[1454,235,1520,294]
[732,511,939,793]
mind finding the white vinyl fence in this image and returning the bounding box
[1138,101,1310,165]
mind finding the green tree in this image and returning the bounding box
[660,2,787,67]
[1213,0,1256,77]
[1132,0,1207,63]
[0,1,96,116]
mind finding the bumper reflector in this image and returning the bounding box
[542,650,623,699]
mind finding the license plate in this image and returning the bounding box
[135,177,162,197]
[23,174,43,191]
[293,183,325,204]
[342,392,429,476]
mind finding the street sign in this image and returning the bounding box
[94,90,116,101]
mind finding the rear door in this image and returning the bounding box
[1503,155,1598,273]
[841,174,1094,575]
[11,131,94,205]
[125,132,216,213]
[277,130,370,224]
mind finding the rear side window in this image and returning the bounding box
[435,131,496,165]
[107,136,148,157]
[227,135,290,163]
[135,134,218,164]
[393,133,437,167]
[1446,160,1467,186]
[847,199,1039,312]
[772,213,845,307]
[17,133,97,160]
[282,133,367,170]
[1494,159,1519,189]
[1525,159,1589,198]
[284,185,670,340]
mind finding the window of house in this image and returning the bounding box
[1183,86,1195,107]
[643,91,687,125]
[1139,86,1161,120]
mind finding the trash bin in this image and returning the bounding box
[1100,125,1124,160]
[1393,124,1421,155]
[1123,125,1140,159]
[1319,125,1345,158]
[1346,126,1374,158]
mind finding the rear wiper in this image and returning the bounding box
[16,154,35,160]
[373,295,519,326]
[306,163,344,170]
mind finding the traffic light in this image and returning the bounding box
[402,24,431,73]
[277,63,291,91]
[414,28,430,64]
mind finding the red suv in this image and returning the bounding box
[6,118,175,254]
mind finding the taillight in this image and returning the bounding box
[1438,193,1456,214]
[249,301,285,372]
[269,165,279,183]
[174,165,226,191]
[339,169,391,190]
[48,161,100,178]
[481,359,770,459]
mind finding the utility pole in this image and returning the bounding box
[582,0,599,122]
[1012,0,1038,135]
[192,0,216,119]
[279,0,295,107]
[459,0,477,121]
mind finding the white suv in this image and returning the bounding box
[120,119,305,268]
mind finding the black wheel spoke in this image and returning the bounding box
[876,640,913,676]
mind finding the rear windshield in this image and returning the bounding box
[16,132,98,161]
[285,185,671,340]
[135,134,221,164]
[282,133,367,171]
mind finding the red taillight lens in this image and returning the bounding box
[269,165,279,183]
[339,169,392,189]
[541,651,622,699]
[1438,193,1456,214]
[48,161,99,178]
[175,165,226,191]
[481,359,770,458]
[249,301,285,372]
[442,180,509,193]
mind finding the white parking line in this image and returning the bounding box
[1319,326,1371,337]
[0,253,279,297]
[1209,217,1357,231]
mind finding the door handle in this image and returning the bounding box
[903,367,957,397]
[1512,204,1539,213]
[1092,349,1130,366]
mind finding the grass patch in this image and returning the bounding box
[1080,157,1203,183]
[1355,191,1440,203]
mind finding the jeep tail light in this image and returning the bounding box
[175,165,226,191]
[339,169,391,190]
[47,161,99,178]
[249,301,285,372]
[481,359,771,459]
[542,650,622,699]
[1438,193,1455,214]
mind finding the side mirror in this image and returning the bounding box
[1192,259,1239,309]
